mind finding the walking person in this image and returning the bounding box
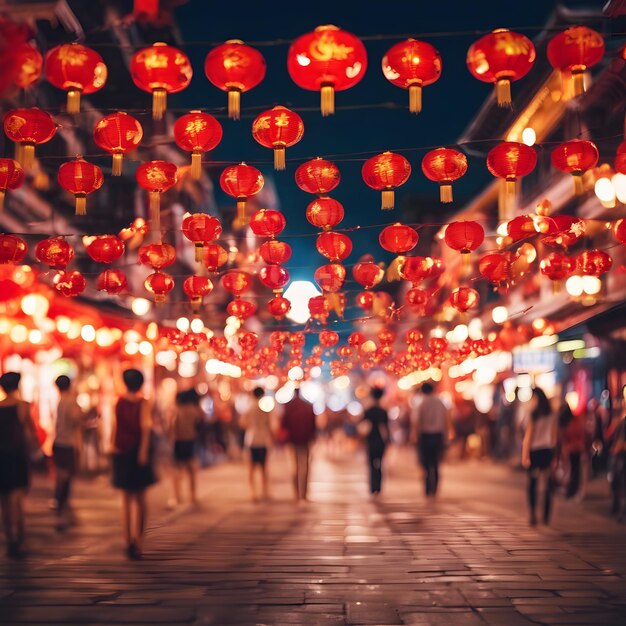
[561,404,586,500]
[412,382,449,497]
[170,388,203,506]
[0,372,37,558]
[110,369,155,559]
[360,387,389,496]
[52,375,82,526]
[281,387,316,502]
[241,387,273,502]
[522,387,558,526]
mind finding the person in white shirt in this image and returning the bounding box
[522,387,558,526]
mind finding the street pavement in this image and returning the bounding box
[1,443,625,626]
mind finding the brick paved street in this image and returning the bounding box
[1,445,625,626]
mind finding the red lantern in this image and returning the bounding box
[466,29,535,107]
[319,330,339,348]
[219,163,264,224]
[203,243,228,272]
[405,287,429,312]
[577,250,612,277]
[0,158,24,210]
[259,240,292,265]
[401,256,445,284]
[252,106,304,170]
[4,107,57,168]
[182,213,222,262]
[133,0,159,21]
[57,157,103,215]
[547,26,605,96]
[449,287,479,313]
[14,43,43,89]
[382,39,442,114]
[183,275,214,306]
[362,151,411,210]
[487,142,537,197]
[316,231,352,261]
[93,112,143,176]
[421,148,467,203]
[138,242,176,269]
[444,221,484,254]
[614,219,626,244]
[551,140,598,194]
[506,214,536,241]
[541,215,586,249]
[173,111,223,179]
[130,42,193,119]
[227,298,256,320]
[204,40,266,120]
[267,295,291,319]
[479,252,511,286]
[356,291,374,311]
[259,265,290,291]
[540,252,575,282]
[36,237,74,268]
[306,196,344,229]
[135,160,178,230]
[295,158,340,195]
[84,235,125,264]
[379,223,418,253]
[54,270,86,297]
[287,25,367,116]
[44,43,107,113]
[314,263,346,292]
[0,234,27,264]
[144,270,174,303]
[221,271,252,297]
[616,142,626,175]
[97,268,128,294]
[353,261,384,289]
[249,209,286,238]
[308,295,329,322]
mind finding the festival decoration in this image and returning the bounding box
[3,107,57,169]
[130,42,193,119]
[287,25,367,116]
[182,213,222,262]
[139,242,176,269]
[174,111,223,179]
[362,151,411,210]
[258,265,290,291]
[540,251,575,290]
[614,219,626,244]
[219,163,264,224]
[295,158,340,195]
[252,106,304,170]
[421,148,467,203]
[54,270,86,297]
[314,263,346,292]
[267,295,291,319]
[551,139,599,194]
[316,231,352,261]
[183,275,214,309]
[203,243,229,272]
[227,298,256,320]
[479,252,512,288]
[204,40,266,120]
[35,237,74,269]
[93,112,143,176]
[135,160,178,230]
[305,196,344,229]
[249,209,286,238]
[57,157,104,215]
[259,240,292,265]
[0,234,27,264]
[144,271,175,302]
[449,286,479,313]
[576,249,612,276]
[444,221,485,254]
[379,223,418,253]
[97,268,128,294]
[400,256,445,284]
[353,261,384,289]
[84,235,125,264]
[0,158,24,211]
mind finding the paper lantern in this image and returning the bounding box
[144,271,174,302]
[305,196,344,230]
[316,231,352,261]
[444,221,484,254]
[203,243,228,272]
[221,271,252,297]
[551,139,598,194]
[577,249,612,277]
[356,291,374,310]
[259,265,290,291]
[421,148,467,203]
[57,157,103,215]
[135,160,178,230]
[138,242,176,269]
[449,287,479,313]
[379,223,418,253]
[314,263,346,292]
[540,252,575,282]
[14,43,43,89]
[479,252,511,286]
[182,213,222,261]
[133,0,159,21]
[97,268,128,294]
[35,237,74,268]
[267,295,291,318]
[183,275,214,307]
[541,215,586,249]
[319,330,339,348]
[85,234,125,264]
[362,151,411,210]
[400,256,445,284]
[287,25,367,116]
[259,240,292,265]
[227,298,256,320]
[204,40,266,120]
[353,261,384,289]
[487,142,537,195]
[219,163,264,224]
[93,112,143,176]
[506,214,536,241]
[0,158,24,210]
[44,43,107,113]
[174,111,223,179]
[382,39,442,113]
[252,106,304,170]
[295,158,340,195]
[466,29,535,107]
[547,26,605,96]
[130,42,193,119]
[54,270,86,297]
[614,219,626,244]
[4,107,57,168]
[0,234,27,264]
[249,209,286,238]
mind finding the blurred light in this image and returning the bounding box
[155,350,177,367]
[556,339,585,352]
[265,375,279,390]
[139,341,153,356]
[81,324,96,342]
[565,275,583,297]
[131,297,151,316]
[496,222,509,236]
[176,317,190,332]
[333,375,350,389]
[146,322,159,341]
[473,367,496,385]
[96,328,114,347]
[283,281,321,324]
[205,359,241,378]
[518,386,533,402]
[468,318,483,340]
[430,326,445,338]
[21,293,49,318]
[521,127,536,146]
[258,396,275,413]
[125,342,139,355]
[288,366,304,381]
[573,346,601,359]
[28,329,42,344]
[310,366,322,379]
[612,173,626,203]
[532,318,547,332]
[595,177,616,206]
[529,334,558,348]
[516,373,532,388]
[347,401,363,416]
[431,368,442,382]
[124,329,142,343]
[474,385,495,413]
[67,321,81,340]
[178,361,197,378]
[582,275,602,295]
[190,318,204,333]
[180,350,199,364]
[275,382,295,404]
[452,324,469,343]
[360,340,376,354]
[492,306,508,324]
[300,380,323,404]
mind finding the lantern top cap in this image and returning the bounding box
[315,25,340,32]
[225,39,245,45]
[491,28,511,34]
[152,42,168,47]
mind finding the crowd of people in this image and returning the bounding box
[1,369,626,560]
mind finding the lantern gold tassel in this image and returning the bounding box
[274,146,286,171]
[409,84,422,114]
[320,83,335,117]
[195,243,203,263]
[439,183,453,203]
[571,70,585,97]
[149,191,161,231]
[495,78,512,107]
[18,143,35,169]
[573,172,584,195]
[75,193,87,216]
[237,197,247,224]
[191,150,202,179]
[228,89,241,121]
[191,298,201,314]
[461,252,471,274]
[112,153,123,176]
[0,191,5,212]
[67,89,81,114]
[381,190,395,210]
[152,88,167,120]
